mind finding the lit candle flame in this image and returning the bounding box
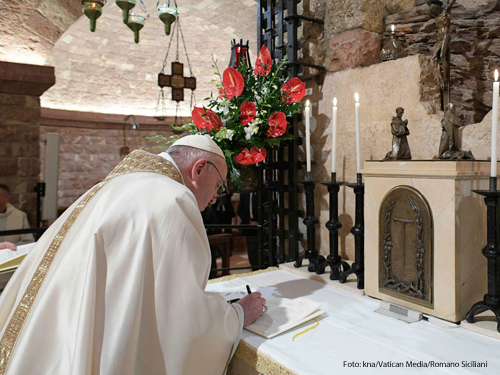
[306,100,310,107]
[495,69,499,82]
[391,24,395,33]
[333,97,337,107]
[354,93,359,103]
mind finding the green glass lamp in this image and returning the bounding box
[82,1,105,32]
[158,4,179,36]
[116,0,136,24]
[127,12,146,43]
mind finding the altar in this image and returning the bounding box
[207,267,500,375]
[363,160,490,322]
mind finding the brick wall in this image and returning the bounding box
[0,62,55,226]
[41,0,259,117]
[40,109,178,210]
[0,0,80,64]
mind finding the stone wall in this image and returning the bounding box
[308,0,416,75]
[40,109,178,209]
[0,0,81,65]
[0,61,55,226]
[305,54,499,258]
[382,1,500,125]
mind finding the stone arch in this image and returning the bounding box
[40,0,258,116]
[0,0,82,64]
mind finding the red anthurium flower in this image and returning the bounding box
[218,87,225,99]
[222,67,244,99]
[266,112,287,137]
[235,146,267,165]
[281,77,306,104]
[239,101,257,126]
[192,107,223,132]
[254,45,272,77]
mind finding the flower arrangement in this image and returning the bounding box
[154,45,306,188]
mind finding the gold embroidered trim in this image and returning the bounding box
[234,340,298,375]
[207,267,279,284]
[107,149,183,184]
[0,150,183,374]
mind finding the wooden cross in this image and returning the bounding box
[158,61,196,102]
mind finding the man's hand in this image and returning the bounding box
[0,242,16,251]
[236,292,267,327]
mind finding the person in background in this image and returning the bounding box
[0,184,34,250]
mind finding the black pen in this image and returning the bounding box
[228,285,252,304]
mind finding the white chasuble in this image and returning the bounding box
[0,150,243,375]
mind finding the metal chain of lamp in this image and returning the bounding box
[155,6,196,123]
[82,0,179,44]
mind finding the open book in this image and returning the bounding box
[0,243,35,273]
[0,243,36,290]
[244,297,324,339]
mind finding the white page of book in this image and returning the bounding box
[245,297,322,338]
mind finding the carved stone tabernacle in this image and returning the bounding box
[379,186,433,308]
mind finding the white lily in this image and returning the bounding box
[245,121,259,140]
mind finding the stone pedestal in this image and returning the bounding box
[363,160,490,322]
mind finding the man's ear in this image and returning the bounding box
[191,158,207,182]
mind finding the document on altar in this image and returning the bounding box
[245,297,324,339]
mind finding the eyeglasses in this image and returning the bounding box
[207,161,229,198]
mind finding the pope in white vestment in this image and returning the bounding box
[0,136,262,375]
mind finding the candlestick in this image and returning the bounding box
[340,173,365,289]
[492,70,499,178]
[332,97,337,174]
[294,179,319,272]
[305,100,311,172]
[354,93,361,173]
[466,188,500,331]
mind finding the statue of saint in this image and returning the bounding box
[438,102,474,159]
[384,107,412,160]
[427,0,456,109]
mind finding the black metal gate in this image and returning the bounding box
[207,0,325,274]
[256,0,324,267]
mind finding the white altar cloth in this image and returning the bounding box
[207,269,500,374]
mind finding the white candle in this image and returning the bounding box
[492,69,499,177]
[354,93,361,173]
[332,97,337,173]
[305,100,311,172]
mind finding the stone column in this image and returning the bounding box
[0,61,55,226]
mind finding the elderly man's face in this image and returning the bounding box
[196,159,228,211]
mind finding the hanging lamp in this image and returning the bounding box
[158,2,179,36]
[82,0,105,32]
[155,5,196,123]
[116,0,136,24]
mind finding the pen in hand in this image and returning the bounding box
[228,285,253,304]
